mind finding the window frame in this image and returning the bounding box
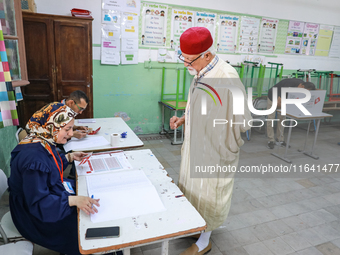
[3,0,29,87]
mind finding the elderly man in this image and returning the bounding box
[266,79,316,149]
[61,90,90,139]
[170,27,251,255]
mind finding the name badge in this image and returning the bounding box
[63,181,75,194]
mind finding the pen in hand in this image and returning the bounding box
[91,195,94,208]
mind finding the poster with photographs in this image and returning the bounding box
[285,21,305,54]
[170,9,194,47]
[141,4,168,47]
[258,18,278,54]
[217,15,239,53]
[315,25,334,56]
[239,17,260,54]
[329,26,340,58]
[194,12,216,40]
[301,22,319,56]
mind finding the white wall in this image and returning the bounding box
[34,0,340,71]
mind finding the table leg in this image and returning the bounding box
[123,248,131,255]
[271,119,292,163]
[303,119,320,160]
[173,110,177,144]
[160,105,166,135]
[298,120,311,152]
[161,240,169,255]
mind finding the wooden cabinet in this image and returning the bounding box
[19,12,93,125]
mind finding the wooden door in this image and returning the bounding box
[54,19,93,118]
[19,14,56,125]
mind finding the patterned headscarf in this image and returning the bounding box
[20,102,77,153]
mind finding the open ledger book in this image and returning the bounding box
[86,170,166,223]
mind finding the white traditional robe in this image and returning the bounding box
[178,58,252,232]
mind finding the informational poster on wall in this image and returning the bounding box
[121,51,138,64]
[217,15,239,53]
[258,18,278,54]
[329,26,340,58]
[121,38,138,51]
[170,9,194,47]
[102,9,121,24]
[315,25,334,57]
[285,21,304,54]
[301,22,319,56]
[141,4,168,47]
[102,0,141,13]
[239,17,260,54]
[101,50,121,65]
[194,12,216,40]
[121,12,139,38]
[121,12,138,64]
[101,24,121,65]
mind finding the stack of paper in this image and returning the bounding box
[86,170,166,222]
[63,136,110,152]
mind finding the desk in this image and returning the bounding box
[68,117,143,152]
[271,112,333,163]
[77,149,206,254]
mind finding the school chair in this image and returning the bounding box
[0,169,25,243]
[15,127,27,143]
[0,240,33,254]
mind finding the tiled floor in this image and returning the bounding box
[1,121,340,255]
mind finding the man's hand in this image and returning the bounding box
[73,130,87,139]
[170,116,185,129]
[76,126,89,131]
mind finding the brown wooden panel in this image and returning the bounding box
[20,13,56,125]
[54,19,93,118]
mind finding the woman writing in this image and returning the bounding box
[8,102,100,255]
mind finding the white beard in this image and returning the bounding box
[188,68,198,76]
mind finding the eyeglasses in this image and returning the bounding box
[74,100,86,112]
[178,54,202,66]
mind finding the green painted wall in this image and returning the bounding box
[92,60,192,134]
[92,60,340,134]
[0,126,17,177]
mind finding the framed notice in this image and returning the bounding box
[315,25,334,57]
[239,17,260,54]
[329,26,340,58]
[141,3,168,47]
[194,12,216,40]
[301,22,319,56]
[170,9,194,47]
[285,21,304,54]
[217,15,239,53]
[258,18,278,54]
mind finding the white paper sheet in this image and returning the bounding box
[86,170,166,222]
[76,152,133,176]
[63,136,110,152]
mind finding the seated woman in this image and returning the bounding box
[8,102,100,255]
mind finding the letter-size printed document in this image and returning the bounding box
[86,170,166,223]
[75,152,133,175]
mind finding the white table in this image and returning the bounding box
[271,111,333,163]
[69,117,143,152]
[76,149,206,255]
